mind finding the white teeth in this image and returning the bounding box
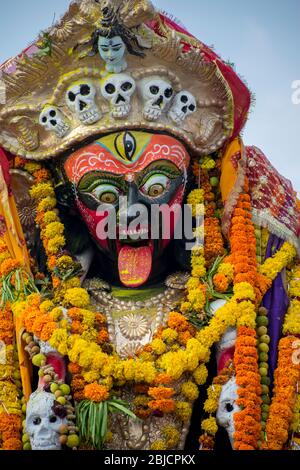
[119,228,148,237]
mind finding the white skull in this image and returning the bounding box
[168,91,197,124]
[66,82,101,125]
[216,378,240,448]
[39,106,71,138]
[26,390,67,450]
[101,74,136,119]
[139,76,174,121]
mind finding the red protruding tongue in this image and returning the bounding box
[118,245,152,287]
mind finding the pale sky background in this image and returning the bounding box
[0,0,299,191]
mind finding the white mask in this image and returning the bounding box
[26,390,67,450]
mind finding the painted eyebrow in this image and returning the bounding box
[78,172,125,189]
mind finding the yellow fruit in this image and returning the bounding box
[57,396,66,406]
[259,343,269,353]
[32,354,47,367]
[259,367,268,377]
[22,434,29,444]
[23,442,31,451]
[60,384,71,396]
[257,326,268,336]
[50,383,59,394]
[66,435,80,448]
[55,390,63,399]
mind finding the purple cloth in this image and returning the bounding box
[262,234,290,385]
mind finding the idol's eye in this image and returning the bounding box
[92,184,120,204]
[140,174,170,198]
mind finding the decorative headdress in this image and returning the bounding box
[0,0,251,161]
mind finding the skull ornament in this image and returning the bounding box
[66,82,101,125]
[139,76,174,121]
[168,91,197,124]
[39,106,71,138]
[26,390,67,450]
[101,74,136,119]
[216,377,240,448]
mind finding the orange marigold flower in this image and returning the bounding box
[40,322,57,342]
[148,399,176,413]
[52,276,61,289]
[84,383,109,402]
[97,329,109,344]
[148,387,175,400]
[68,363,82,375]
[0,259,21,277]
[2,438,23,450]
[167,312,189,332]
[213,273,229,293]
[154,374,173,385]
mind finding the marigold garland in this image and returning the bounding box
[265,336,300,450]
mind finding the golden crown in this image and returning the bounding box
[0,0,238,161]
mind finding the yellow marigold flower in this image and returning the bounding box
[64,288,90,308]
[181,381,199,401]
[47,235,66,254]
[163,426,180,448]
[30,183,55,200]
[259,242,296,280]
[283,299,300,335]
[81,310,96,327]
[44,222,64,239]
[49,307,64,322]
[191,265,206,279]
[180,301,192,313]
[56,256,73,270]
[193,364,208,385]
[25,162,42,173]
[186,277,200,290]
[187,189,205,206]
[233,282,256,301]
[40,300,55,313]
[218,262,234,281]
[83,370,101,384]
[43,211,59,225]
[201,417,218,436]
[37,197,57,212]
[204,398,219,414]
[151,338,167,355]
[200,156,216,170]
[175,401,192,422]
[150,440,167,451]
[49,329,69,356]
[161,328,178,344]
[63,277,81,289]
[139,352,154,362]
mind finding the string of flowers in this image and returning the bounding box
[0,302,23,450]
[199,361,235,450]
[263,263,300,450]
[233,326,262,450]
[264,336,300,450]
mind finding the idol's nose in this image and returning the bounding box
[126,183,140,224]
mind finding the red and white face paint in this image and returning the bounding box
[64,131,190,287]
